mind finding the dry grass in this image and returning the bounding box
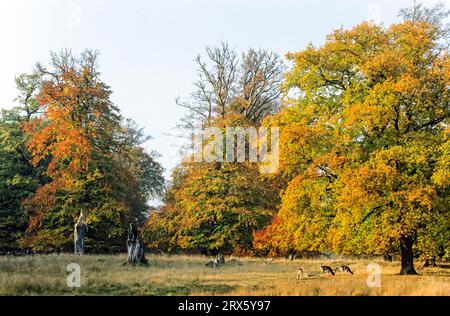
[0,254,448,296]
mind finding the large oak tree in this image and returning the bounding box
[255,5,449,274]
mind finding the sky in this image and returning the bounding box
[1,0,448,181]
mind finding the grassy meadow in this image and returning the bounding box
[0,254,449,296]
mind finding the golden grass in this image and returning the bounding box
[0,254,448,296]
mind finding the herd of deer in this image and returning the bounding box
[296,265,354,279]
[205,255,354,279]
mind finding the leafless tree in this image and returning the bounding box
[177,42,285,129]
[238,48,285,122]
[177,42,237,128]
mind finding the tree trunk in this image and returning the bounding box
[74,211,87,256]
[126,224,148,265]
[400,236,417,275]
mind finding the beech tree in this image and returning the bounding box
[19,50,164,252]
[145,114,284,255]
[256,5,449,274]
[146,44,285,255]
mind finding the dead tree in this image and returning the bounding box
[125,223,148,265]
[177,42,285,129]
[74,211,87,255]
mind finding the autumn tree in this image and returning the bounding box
[145,113,283,255]
[146,44,285,255]
[20,50,164,252]
[145,160,281,255]
[256,4,449,274]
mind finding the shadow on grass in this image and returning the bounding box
[438,263,450,269]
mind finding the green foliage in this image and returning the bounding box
[0,117,39,250]
[145,161,281,255]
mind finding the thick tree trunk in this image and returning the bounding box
[126,224,148,265]
[400,236,417,275]
[74,211,87,256]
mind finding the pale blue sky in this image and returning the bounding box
[1,0,448,180]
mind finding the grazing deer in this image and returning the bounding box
[321,265,335,276]
[205,254,225,268]
[335,265,353,275]
[217,254,225,265]
[205,258,218,267]
[296,267,306,280]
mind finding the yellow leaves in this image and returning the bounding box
[256,15,450,258]
[270,173,334,253]
[162,159,281,253]
[362,50,406,79]
[405,186,436,210]
[431,139,450,187]
[337,165,384,212]
[341,102,390,136]
[392,73,420,95]
[390,21,438,57]
[305,152,349,179]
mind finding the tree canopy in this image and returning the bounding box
[255,9,449,273]
[0,50,165,252]
[0,4,448,274]
[145,44,285,255]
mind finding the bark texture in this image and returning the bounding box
[126,223,148,265]
[400,236,417,275]
[74,211,87,256]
